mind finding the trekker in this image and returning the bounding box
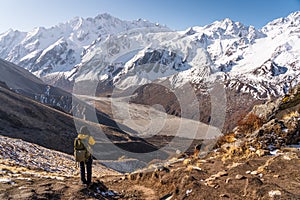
[74,126,95,185]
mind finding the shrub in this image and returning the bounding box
[214,133,236,149]
[282,95,290,103]
[237,113,264,134]
[283,111,299,120]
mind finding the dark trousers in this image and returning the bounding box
[80,156,92,184]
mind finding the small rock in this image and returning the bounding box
[282,152,298,160]
[226,162,243,169]
[273,174,280,178]
[205,176,217,182]
[225,178,231,183]
[250,171,258,175]
[213,170,228,178]
[268,190,281,197]
[159,167,170,173]
[257,166,265,173]
[220,194,230,198]
[186,189,192,196]
[246,170,251,174]
[191,166,202,171]
[205,180,218,188]
[255,149,269,157]
[235,174,246,180]
[218,171,228,177]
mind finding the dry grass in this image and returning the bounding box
[237,113,264,134]
[214,133,237,149]
[282,111,300,120]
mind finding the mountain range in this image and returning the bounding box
[0,11,300,199]
[0,13,167,87]
[0,11,299,132]
[0,11,298,96]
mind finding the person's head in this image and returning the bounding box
[80,126,90,135]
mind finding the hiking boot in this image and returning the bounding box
[86,181,92,187]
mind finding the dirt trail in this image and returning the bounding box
[1,149,300,199]
[128,185,158,200]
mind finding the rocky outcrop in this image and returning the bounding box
[218,84,300,160]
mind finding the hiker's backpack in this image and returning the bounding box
[74,138,90,162]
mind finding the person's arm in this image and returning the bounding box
[74,138,77,151]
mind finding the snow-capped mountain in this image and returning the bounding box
[0,13,167,79]
[71,17,261,87]
[60,11,299,132]
[70,11,299,100]
[0,11,299,132]
[1,12,299,99]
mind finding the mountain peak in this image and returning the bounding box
[95,12,115,20]
[268,10,299,26]
[287,10,300,20]
[262,11,300,35]
[2,28,14,34]
[0,13,168,76]
[0,28,24,38]
[185,27,197,35]
[203,17,246,32]
[214,17,237,27]
[221,17,235,24]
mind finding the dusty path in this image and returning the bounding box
[127,185,158,200]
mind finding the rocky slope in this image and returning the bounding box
[0,58,145,136]
[107,149,300,199]
[2,149,299,199]
[0,135,120,199]
[0,84,76,154]
[104,84,300,199]
[222,84,300,157]
[0,58,73,112]
[0,135,117,177]
[1,104,299,200]
[0,83,163,160]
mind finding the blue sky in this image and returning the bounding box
[0,0,299,33]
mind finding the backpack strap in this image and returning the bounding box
[74,138,86,150]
